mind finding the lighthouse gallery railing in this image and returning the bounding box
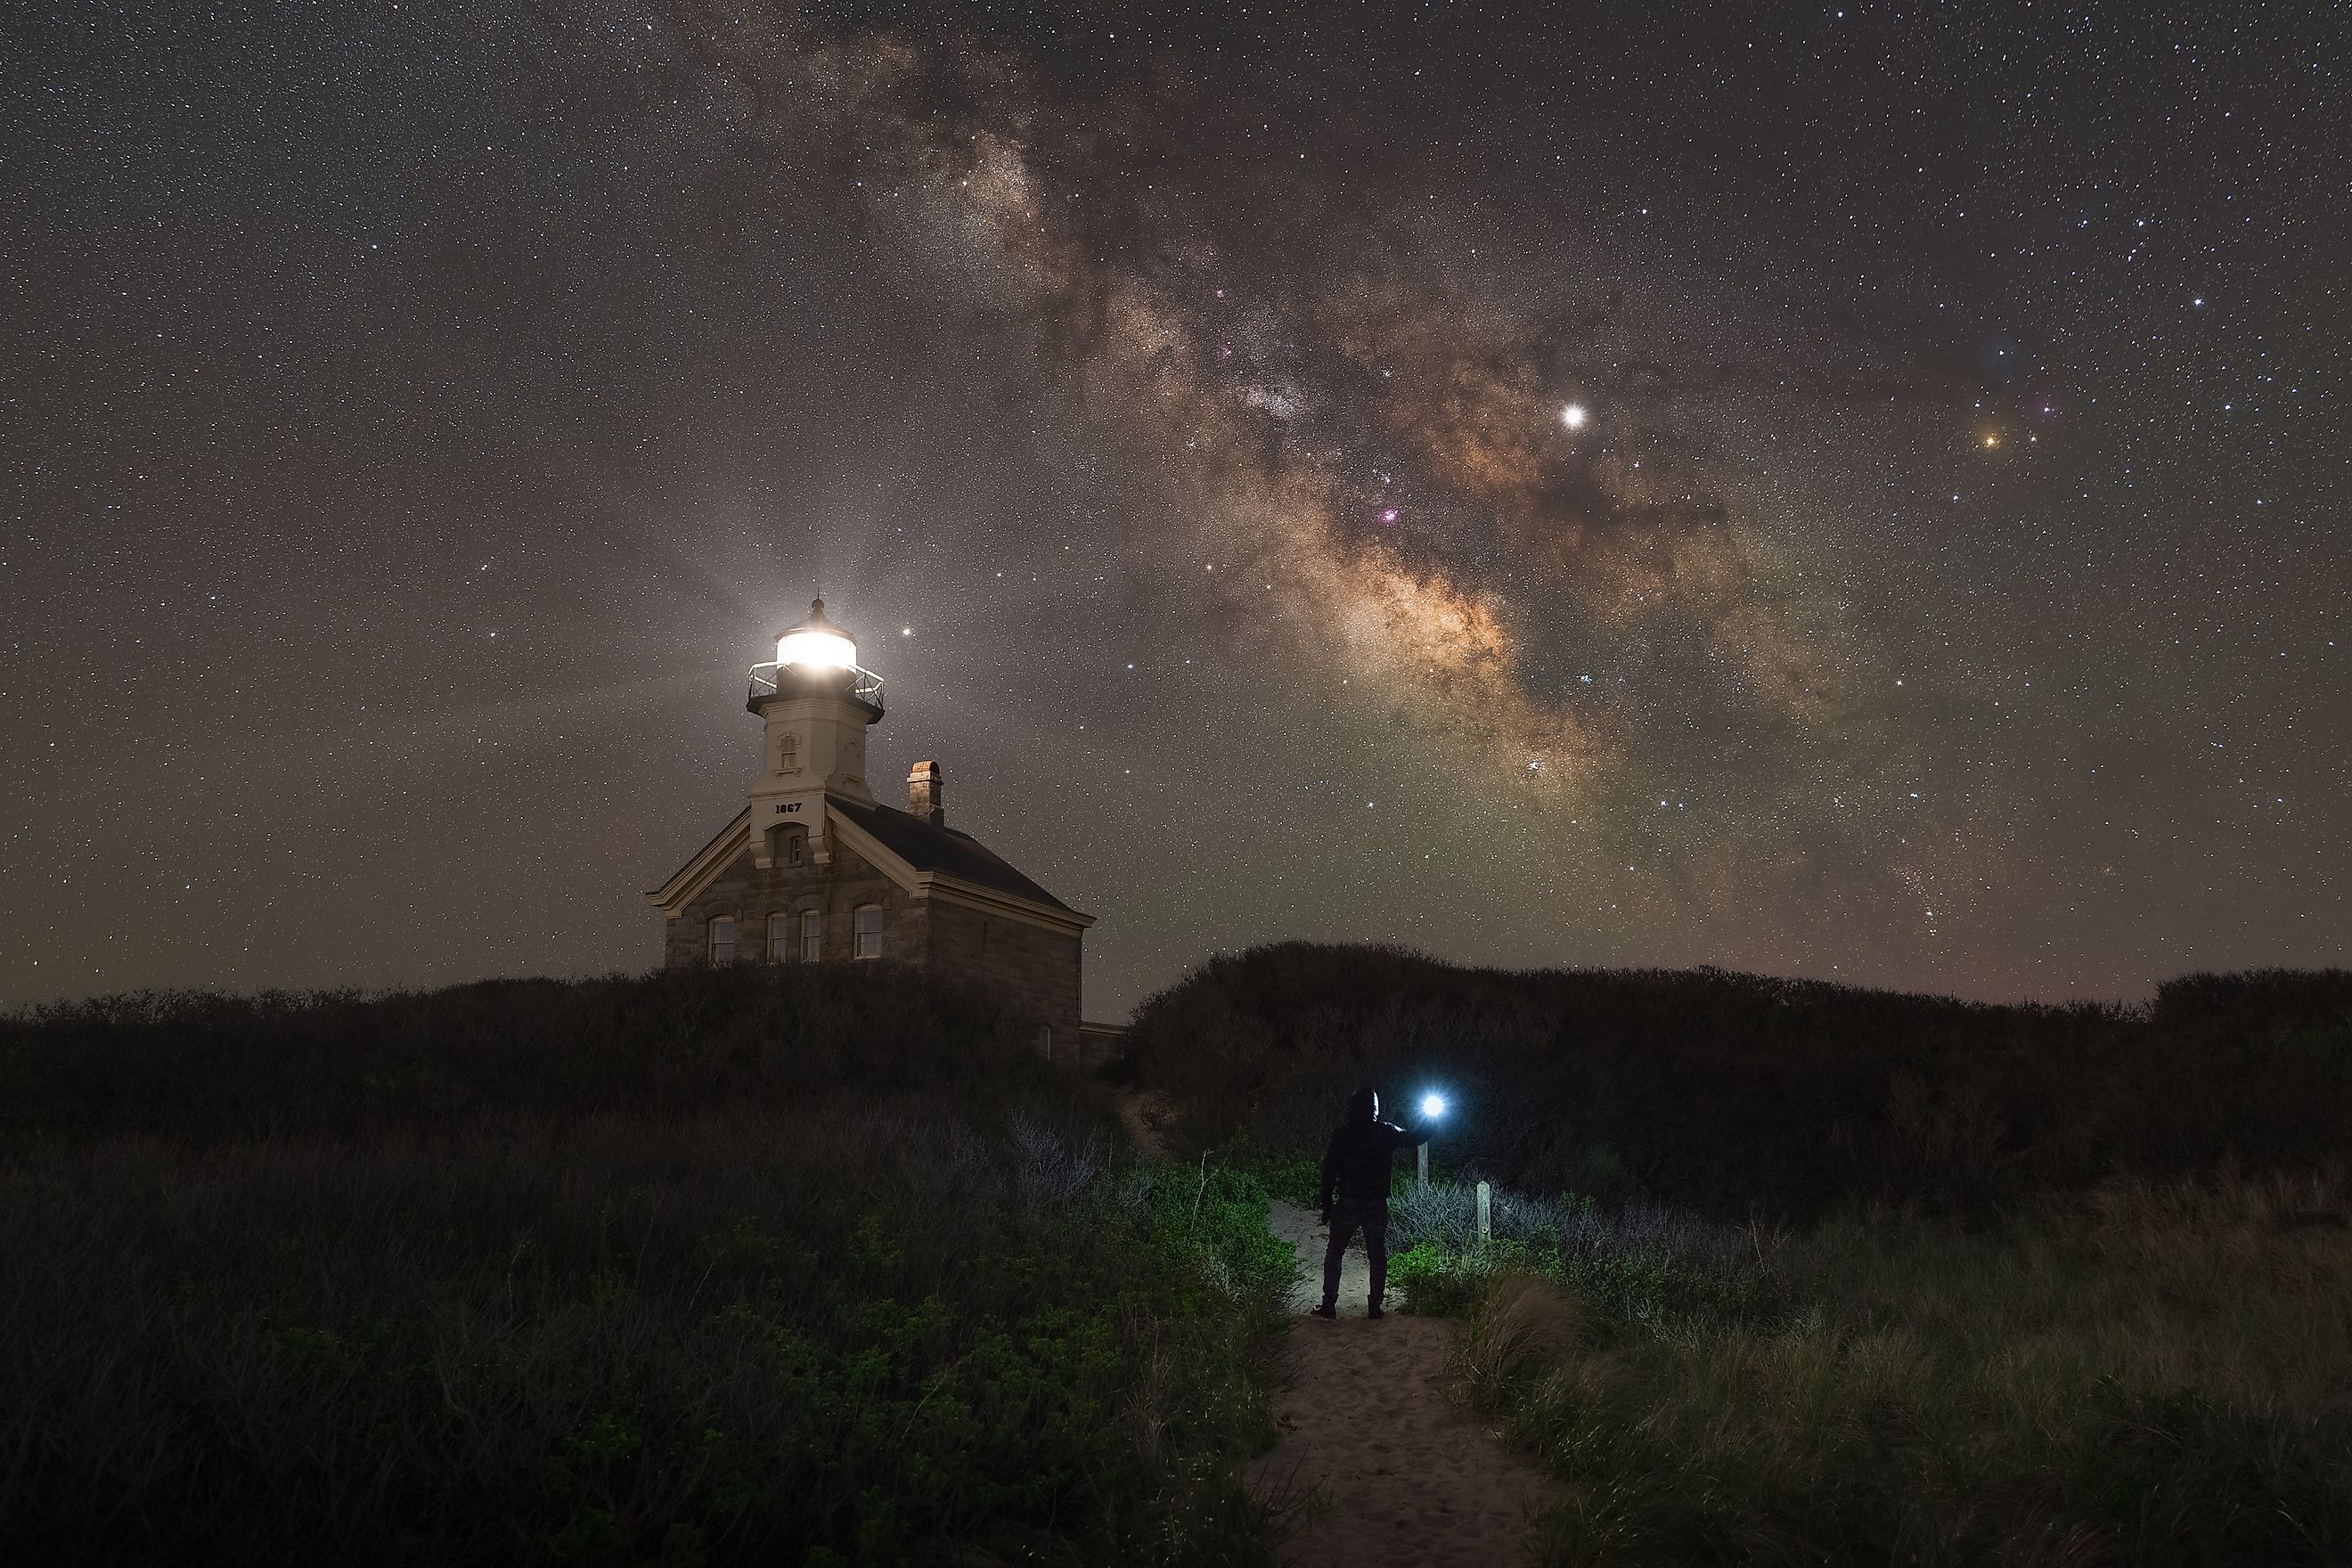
[746,662,885,713]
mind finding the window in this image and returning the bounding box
[779,733,799,772]
[799,909,821,962]
[768,913,791,962]
[708,916,736,965]
[853,905,884,960]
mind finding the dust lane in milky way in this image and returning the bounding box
[5,2,2345,1010]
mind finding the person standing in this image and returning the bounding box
[1315,1086,1423,1319]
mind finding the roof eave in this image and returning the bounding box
[646,807,752,915]
[916,872,1097,935]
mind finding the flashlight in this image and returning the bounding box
[1420,1092,1448,1120]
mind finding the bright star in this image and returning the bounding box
[1561,403,1588,429]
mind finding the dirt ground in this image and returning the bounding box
[1245,1199,1563,1566]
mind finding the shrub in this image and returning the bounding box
[0,969,1289,1565]
[0,964,1050,1142]
[1386,1242,1480,1316]
[1124,943,2352,1218]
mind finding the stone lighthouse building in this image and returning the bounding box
[647,600,1095,1055]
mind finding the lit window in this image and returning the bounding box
[708,916,736,965]
[768,913,791,961]
[800,909,821,962]
[853,906,884,960]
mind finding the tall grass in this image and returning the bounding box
[1385,1179,1786,1327]
[0,968,1294,1565]
[1429,1172,2352,1565]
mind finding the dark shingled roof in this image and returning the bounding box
[829,794,1073,911]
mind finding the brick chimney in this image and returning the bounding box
[907,760,944,826]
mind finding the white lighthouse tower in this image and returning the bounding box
[745,598,884,869]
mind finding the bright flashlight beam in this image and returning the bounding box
[1420,1093,1447,1119]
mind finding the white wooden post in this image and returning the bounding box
[1417,1141,1429,1191]
[1476,1180,1491,1245]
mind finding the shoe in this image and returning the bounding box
[1311,1303,1337,1319]
[1368,1304,1385,1320]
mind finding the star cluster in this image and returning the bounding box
[4,1,2344,1012]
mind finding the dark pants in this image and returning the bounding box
[1322,1200,1390,1311]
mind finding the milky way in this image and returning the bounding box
[6,2,2345,1011]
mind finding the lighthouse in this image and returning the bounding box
[747,599,883,870]
[646,597,1098,1058]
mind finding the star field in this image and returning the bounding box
[4,1,2345,1014]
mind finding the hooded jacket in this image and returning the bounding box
[1319,1090,1421,1210]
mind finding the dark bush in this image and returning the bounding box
[0,963,1049,1141]
[1125,943,2352,1217]
[0,967,1291,1565]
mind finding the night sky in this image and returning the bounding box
[8,1,2346,1017]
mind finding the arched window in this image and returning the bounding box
[767,912,792,961]
[799,908,822,962]
[708,916,736,965]
[779,733,800,773]
[853,905,885,960]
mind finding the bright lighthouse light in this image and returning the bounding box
[777,628,857,670]
[1420,1092,1448,1120]
[1561,403,1588,429]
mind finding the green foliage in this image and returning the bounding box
[1143,1160,1298,1303]
[1263,1151,1327,1210]
[1399,1227,1773,1331]
[1381,1179,1785,1336]
[1385,1242,1483,1317]
[0,970,1286,1565]
[1190,1131,1326,1212]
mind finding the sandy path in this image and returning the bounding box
[1245,1199,1562,1565]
